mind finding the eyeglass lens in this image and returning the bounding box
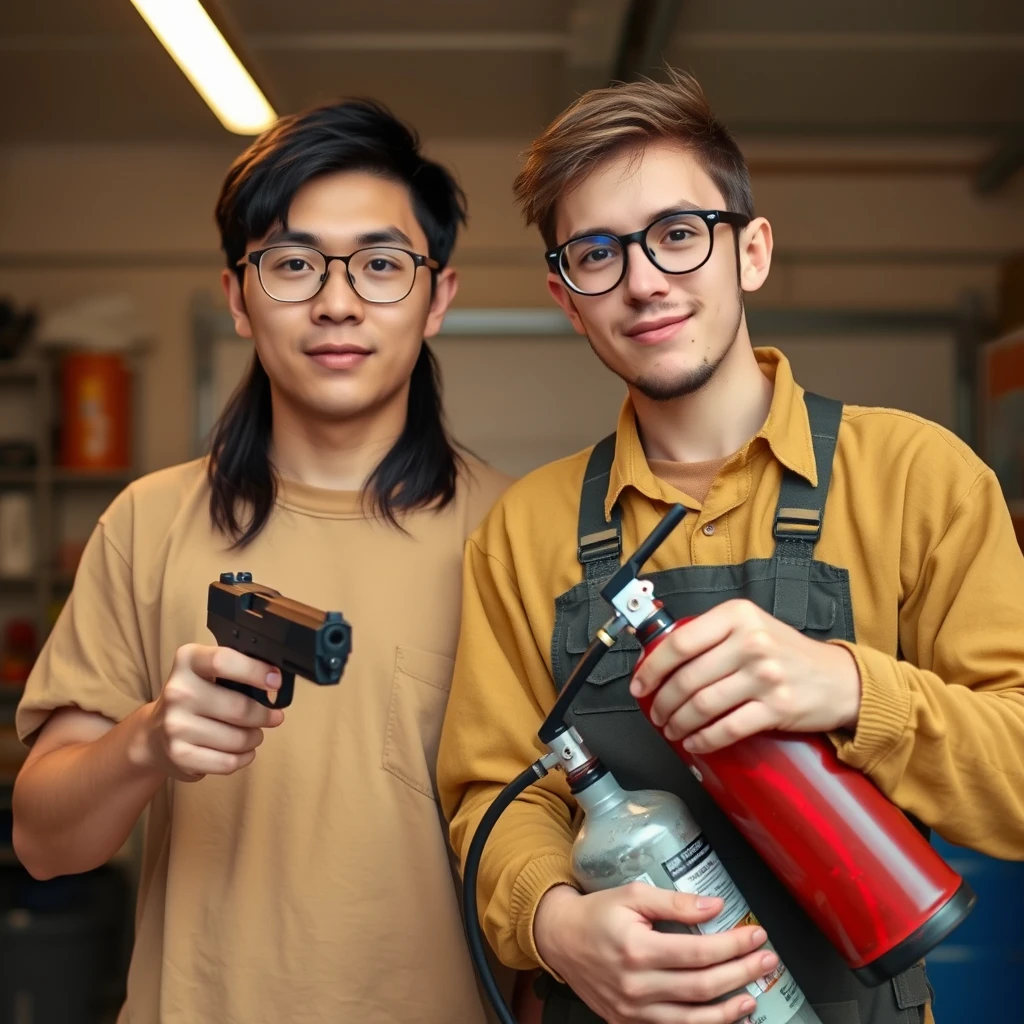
[559,212,714,294]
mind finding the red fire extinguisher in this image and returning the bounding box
[593,504,975,984]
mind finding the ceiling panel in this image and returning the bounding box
[0,47,230,143]
[222,0,570,34]
[0,0,148,35]
[262,50,565,139]
[0,0,1021,146]
[667,49,1024,134]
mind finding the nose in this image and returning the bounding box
[309,257,365,324]
[622,241,670,305]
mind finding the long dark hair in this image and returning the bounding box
[207,99,467,546]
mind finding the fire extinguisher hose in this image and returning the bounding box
[462,760,550,1024]
[460,633,610,1024]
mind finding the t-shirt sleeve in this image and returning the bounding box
[16,507,151,745]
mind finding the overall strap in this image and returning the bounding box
[576,433,622,587]
[772,391,844,628]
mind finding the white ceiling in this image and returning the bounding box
[1,0,1022,155]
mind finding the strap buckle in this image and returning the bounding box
[578,527,621,564]
[773,506,822,542]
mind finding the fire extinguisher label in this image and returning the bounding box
[662,839,808,1023]
[662,836,748,931]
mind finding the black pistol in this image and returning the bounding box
[206,572,352,708]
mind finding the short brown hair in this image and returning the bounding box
[513,68,753,249]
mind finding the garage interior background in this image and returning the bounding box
[1,1,1024,1021]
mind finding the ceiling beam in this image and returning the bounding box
[246,32,567,52]
[613,0,684,81]
[975,135,1024,194]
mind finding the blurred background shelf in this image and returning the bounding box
[0,345,143,647]
[51,470,136,486]
[0,472,36,486]
[0,359,42,385]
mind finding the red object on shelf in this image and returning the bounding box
[0,618,37,685]
[59,351,131,470]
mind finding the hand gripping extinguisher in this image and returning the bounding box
[460,504,975,1024]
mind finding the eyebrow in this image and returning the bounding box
[263,227,323,247]
[356,227,415,247]
[262,226,415,249]
[574,201,705,239]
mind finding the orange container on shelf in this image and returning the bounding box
[59,351,132,470]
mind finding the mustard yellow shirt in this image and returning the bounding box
[437,346,1024,974]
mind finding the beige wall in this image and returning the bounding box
[1,139,1023,474]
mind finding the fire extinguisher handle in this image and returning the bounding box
[599,503,687,604]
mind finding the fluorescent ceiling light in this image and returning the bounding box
[129,0,276,134]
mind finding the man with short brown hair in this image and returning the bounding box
[438,68,1024,1024]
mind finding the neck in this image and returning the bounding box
[629,330,773,464]
[269,384,408,491]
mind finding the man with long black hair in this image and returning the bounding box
[11,99,511,1023]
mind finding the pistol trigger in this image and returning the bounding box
[274,672,296,709]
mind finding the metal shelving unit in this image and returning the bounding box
[0,348,143,863]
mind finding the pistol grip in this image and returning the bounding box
[216,673,295,709]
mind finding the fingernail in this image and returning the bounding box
[681,738,696,752]
[629,680,641,696]
[761,952,778,971]
[751,928,767,945]
[266,671,281,688]
[695,897,720,910]
[741,999,757,1014]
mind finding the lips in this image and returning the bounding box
[626,314,692,346]
[306,344,371,356]
[306,344,372,370]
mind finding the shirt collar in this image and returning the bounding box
[605,346,817,519]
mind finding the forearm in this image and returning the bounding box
[831,641,1024,857]
[13,703,166,878]
[441,537,585,968]
[450,780,579,971]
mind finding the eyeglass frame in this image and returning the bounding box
[239,244,441,304]
[544,208,751,297]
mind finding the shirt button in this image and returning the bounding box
[702,522,715,536]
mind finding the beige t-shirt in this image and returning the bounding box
[17,453,512,1024]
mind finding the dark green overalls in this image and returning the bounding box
[539,394,934,1024]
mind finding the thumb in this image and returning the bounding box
[621,882,723,924]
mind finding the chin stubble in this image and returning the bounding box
[625,291,745,403]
